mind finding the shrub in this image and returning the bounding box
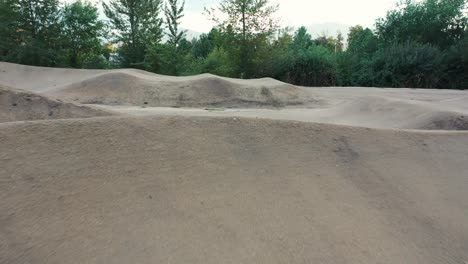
[282,45,337,86]
[369,42,443,88]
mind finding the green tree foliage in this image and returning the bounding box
[440,35,468,89]
[0,0,19,58]
[290,26,312,51]
[206,0,279,77]
[347,25,378,54]
[61,1,105,68]
[191,30,216,59]
[202,48,237,77]
[5,0,62,66]
[336,0,467,89]
[103,0,163,68]
[336,26,378,86]
[283,43,337,86]
[335,32,344,52]
[252,29,292,79]
[370,42,443,88]
[163,0,186,75]
[376,0,467,48]
[144,44,166,73]
[164,0,186,46]
[314,34,338,53]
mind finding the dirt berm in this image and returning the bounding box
[1,116,467,264]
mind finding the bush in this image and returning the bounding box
[5,39,59,67]
[282,45,337,86]
[201,48,237,77]
[369,42,443,88]
[440,37,468,89]
[80,54,111,69]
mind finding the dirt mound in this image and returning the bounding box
[303,96,468,130]
[46,72,311,107]
[1,116,468,264]
[0,86,115,122]
[413,112,468,130]
[0,62,313,108]
[0,62,104,92]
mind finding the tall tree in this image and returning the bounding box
[191,30,216,59]
[164,0,186,47]
[290,26,312,51]
[347,26,378,54]
[6,0,61,66]
[164,0,186,74]
[103,0,163,68]
[335,32,344,52]
[337,25,379,86]
[61,1,105,68]
[206,0,280,77]
[314,34,337,53]
[0,0,18,58]
[376,0,467,48]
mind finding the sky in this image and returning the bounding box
[181,0,400,33]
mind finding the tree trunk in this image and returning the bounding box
[241,0,247,78]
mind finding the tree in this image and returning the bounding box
[206,0,280,77]
[61,1,105,68]
[191,30,216,59]
[252,28,292,79]
[0,0,18,58]
[440,35,468,89]
[5,0,62,66]
[371,41,443,88]
[283,45,337,86]
[290,26,312,51]
[163,0,186,75]
[164,0,186,46]
[347,26,378,54]
[335,26,378,86]
[335,32,344,52]
[376,0,467,48]
[103,0,163,68]
[202,47,237,77]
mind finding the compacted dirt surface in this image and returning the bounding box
[0,85,115,122]
[1,62,468,264]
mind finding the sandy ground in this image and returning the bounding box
[96,97,468,130]
[0,85,115,122]
[1,62,468,264]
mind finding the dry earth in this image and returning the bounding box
[0,85,115,122]
[1,62,468,264]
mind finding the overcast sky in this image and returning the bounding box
[181,0,400,32]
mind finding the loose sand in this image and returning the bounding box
[1,62,468,264]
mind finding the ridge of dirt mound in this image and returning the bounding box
[46,71,312,107]
[0,62,314,108]
[1,116,468,263]
[0,86,116,123]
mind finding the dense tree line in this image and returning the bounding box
[0,0,466,89]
